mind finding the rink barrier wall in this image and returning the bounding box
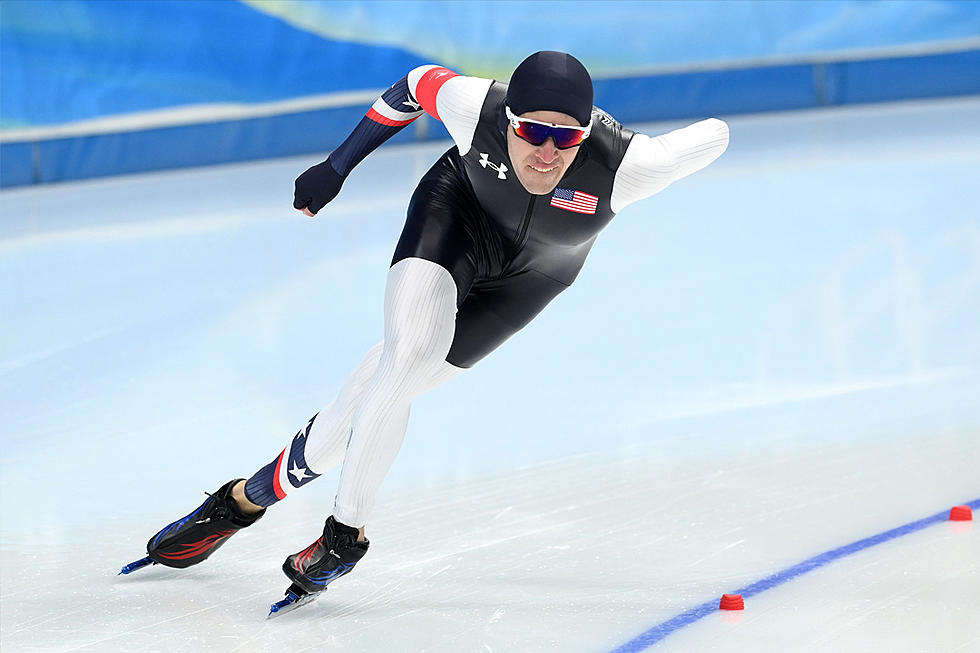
[2,47,979,188]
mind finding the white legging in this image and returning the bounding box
[291,257,463,527]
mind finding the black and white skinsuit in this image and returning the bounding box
[243,64,730,529]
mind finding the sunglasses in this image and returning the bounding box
[505,106,592,149]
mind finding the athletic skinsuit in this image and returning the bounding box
[144,54,730,583]
[247,61,730,526]
[317,64,729,369]
[394,72,629,367]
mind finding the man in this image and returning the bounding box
[132,52,729,604]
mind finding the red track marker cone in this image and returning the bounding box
[720,594,744,610]
[949,505,973,521]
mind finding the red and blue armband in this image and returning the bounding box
[329,66,460,177]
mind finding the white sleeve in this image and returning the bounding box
[610,118,730,213]
[435,76,493,156]
[407,66,492,156]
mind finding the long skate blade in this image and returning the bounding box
[268,587,318,618]
[119,556,155,575]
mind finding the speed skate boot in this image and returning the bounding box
[146,479,265,568]
[282,516,369,595]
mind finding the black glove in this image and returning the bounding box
[293,157,345,215]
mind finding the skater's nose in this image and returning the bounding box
[535,138,560,164]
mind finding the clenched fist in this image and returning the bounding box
[293,157,345,216]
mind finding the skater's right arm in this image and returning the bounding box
[293,66,491,217]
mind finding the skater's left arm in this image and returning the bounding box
[610,118,730,213]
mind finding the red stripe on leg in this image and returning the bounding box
[272,449,287,500]
[414,67,459,122]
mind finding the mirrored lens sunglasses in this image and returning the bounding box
[505,106,592,149]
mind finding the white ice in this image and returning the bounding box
[2,97,979,652]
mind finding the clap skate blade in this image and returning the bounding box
[119,556,156,575]
[268,583,318,618]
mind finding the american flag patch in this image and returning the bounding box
[550,188,598,214]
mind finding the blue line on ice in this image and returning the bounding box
[608,497,980,652]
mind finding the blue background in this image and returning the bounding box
[1,0,979,186]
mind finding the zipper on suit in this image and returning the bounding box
[513,196,536,252]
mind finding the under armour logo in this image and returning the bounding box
[403,97,421,111]
[479,153,508,180]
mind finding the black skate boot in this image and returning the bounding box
[268,516,368,616]
[140,479,264,569]
[283,516,369,593]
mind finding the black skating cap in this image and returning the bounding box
[506,51,593,127]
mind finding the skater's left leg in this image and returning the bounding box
[333,256,463,528]
[280,258,462,594]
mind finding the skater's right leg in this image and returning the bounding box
[140,344,386,571]
[239,342,384,509]
[145,478,265,568]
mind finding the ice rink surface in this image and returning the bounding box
[2,97,979,652]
